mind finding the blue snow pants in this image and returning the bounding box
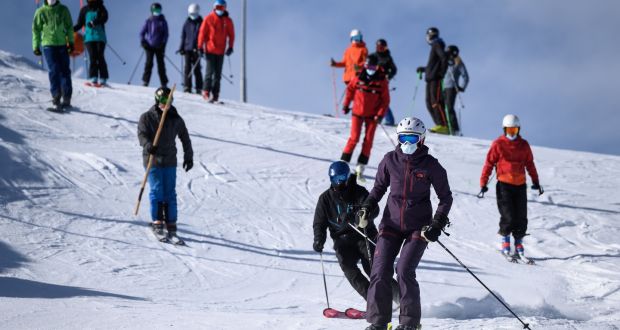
[148,167,178,223]
[43,46,72,99]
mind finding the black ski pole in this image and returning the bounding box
[348,222,376,247]
[319,252,330,309]
[411,73,422,116]
[436,239,532,329]
[363,227,373,267]
[380,123,397,147]
[221,73,233,85]
[106,43,127,65]
[127,50,144,85]
[226,55,233,79]
[186,55,201,80]
[164,54,183,75]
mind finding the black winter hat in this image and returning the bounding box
[447,45,459,57]
[376,39,387,47]
[151,2,162,12]
[365,54,379,67]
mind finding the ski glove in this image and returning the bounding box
[416,66,425,74]
[146,144,158,155]
[183,159,194,172]
[67,43,74,54]
[87,20,96,28]
[477,185,488,198]
[330,58,337,67]
[357,208,369,229]
[422,213,450,242]
[313,240,324,253]
[531,183,544,195]
[141,41,150,50]
[33,48,42,56]
[225,47,233,56]
[177,49,185,56]
[342,105,351,115]
[457,86,465,93]
[374,115,383,124]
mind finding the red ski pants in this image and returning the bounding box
[343,116,378,162]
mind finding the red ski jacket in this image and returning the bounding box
[480,135,539,187]
[343,70,390,118]
[197,10,234,55]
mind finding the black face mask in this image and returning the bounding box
[332,182,347,192]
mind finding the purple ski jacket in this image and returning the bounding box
[140,15,168,48]
[367,145,453,233]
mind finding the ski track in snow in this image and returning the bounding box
[1,50,620,329]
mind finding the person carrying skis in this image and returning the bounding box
[137,87,194,242]
[32,0,74,109]
[372,38,398,126]
[140,2,169,87]
[74,0,109,87]
[360,117,453,330]
[197,0,235,103]
[313,161,399,301]
[442,45,469,135]
[341,54,390,180]
[178,3,204,94]
[331,29,368,85]
[416,27,449,135]
[479,114,541,261]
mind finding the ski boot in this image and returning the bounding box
[514,237,534,264]
[501,235,511,255]
[366,324,388,330]
[152,221,167,241]
[61,95,71,108]
[356,164,366,183]
[395,325,422,330]
[431,125,449,134]
[202,90,210,101]
[166,223,185,245]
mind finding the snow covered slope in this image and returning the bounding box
[1,50,619,329]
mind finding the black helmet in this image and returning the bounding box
[154,87,172,104]
[365,53,379,67]
[447,45,459,57]
[376,39,387,47]
[426,27,439,38]
[151,2,162,13]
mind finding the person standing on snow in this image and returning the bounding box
[178,3,204,94]
[359,117,453,330]
[313,161,399,302]
[32,0,74,109]
[331,29,368,85]
[372,38,398,126]
[341,54,390,180]
[140,2,169,87]
[74,0,109,87]
[442,45,469,135]
[197,0,235,103]
[416,27,449,135]
[138,87,194,242]
[479,114,542,261]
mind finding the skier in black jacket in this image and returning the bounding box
[313,161,398,301]
[178,3,203,94]
[372,39,397,126]
[138,87,193,241]
[417,27,449,134]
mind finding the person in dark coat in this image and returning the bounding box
[360,117,453,330]
[372,39,397,126]
[140,2,169,87]
[74,0,109,86]
[416,27,449,134]
[178,4,203,94]
[442,45,469,135]
[137,87,193,239]
[313,161,399,301]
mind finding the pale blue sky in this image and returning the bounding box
[3,1,619,155]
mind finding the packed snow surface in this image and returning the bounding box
[1,50,619,329]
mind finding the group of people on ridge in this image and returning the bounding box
[32,0,235,108]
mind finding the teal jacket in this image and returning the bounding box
[73,0,108,43]
[32,1,74,50]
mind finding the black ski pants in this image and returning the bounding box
[183,52,203,93]
[334,237,398,301]
[425,79,446,126]
[142,47,168,87]
[204,53,224,98]
[443,87,460,131]
[496,181,528,239]
[85,41,109,80]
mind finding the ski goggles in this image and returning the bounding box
[398,134,421,145]
[330,173,349,185]
[505,127,519,136]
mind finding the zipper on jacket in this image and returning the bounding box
[400,159,410,232]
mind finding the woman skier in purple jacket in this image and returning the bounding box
[358,117,453,330]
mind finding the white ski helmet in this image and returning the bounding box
[350,29,362,41]
[188,3,200,16]
[397,117,426,141]
[502,114,520,128]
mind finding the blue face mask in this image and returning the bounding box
[215,9,224,16]
[152,9,162,16]
[400,143,418,155]
[189,13,198,20]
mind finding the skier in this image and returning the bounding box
[372,38,398,126]
[340,54,390,179]
[32,0,74,109]
[73,0,109,87]
[140,2,169,87]
[137,87,194,242]
[479,114,541,261]
[416,27,449,134]
[331,29,368,85]
[442,45,469,135]
[197,0,235,103]
[313,161,399,301]
[360,117,453,330]
[178,3,204,94]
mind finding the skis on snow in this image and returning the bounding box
[502,251,535,265]
[323,307,366,319]
[150,226,187,246]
